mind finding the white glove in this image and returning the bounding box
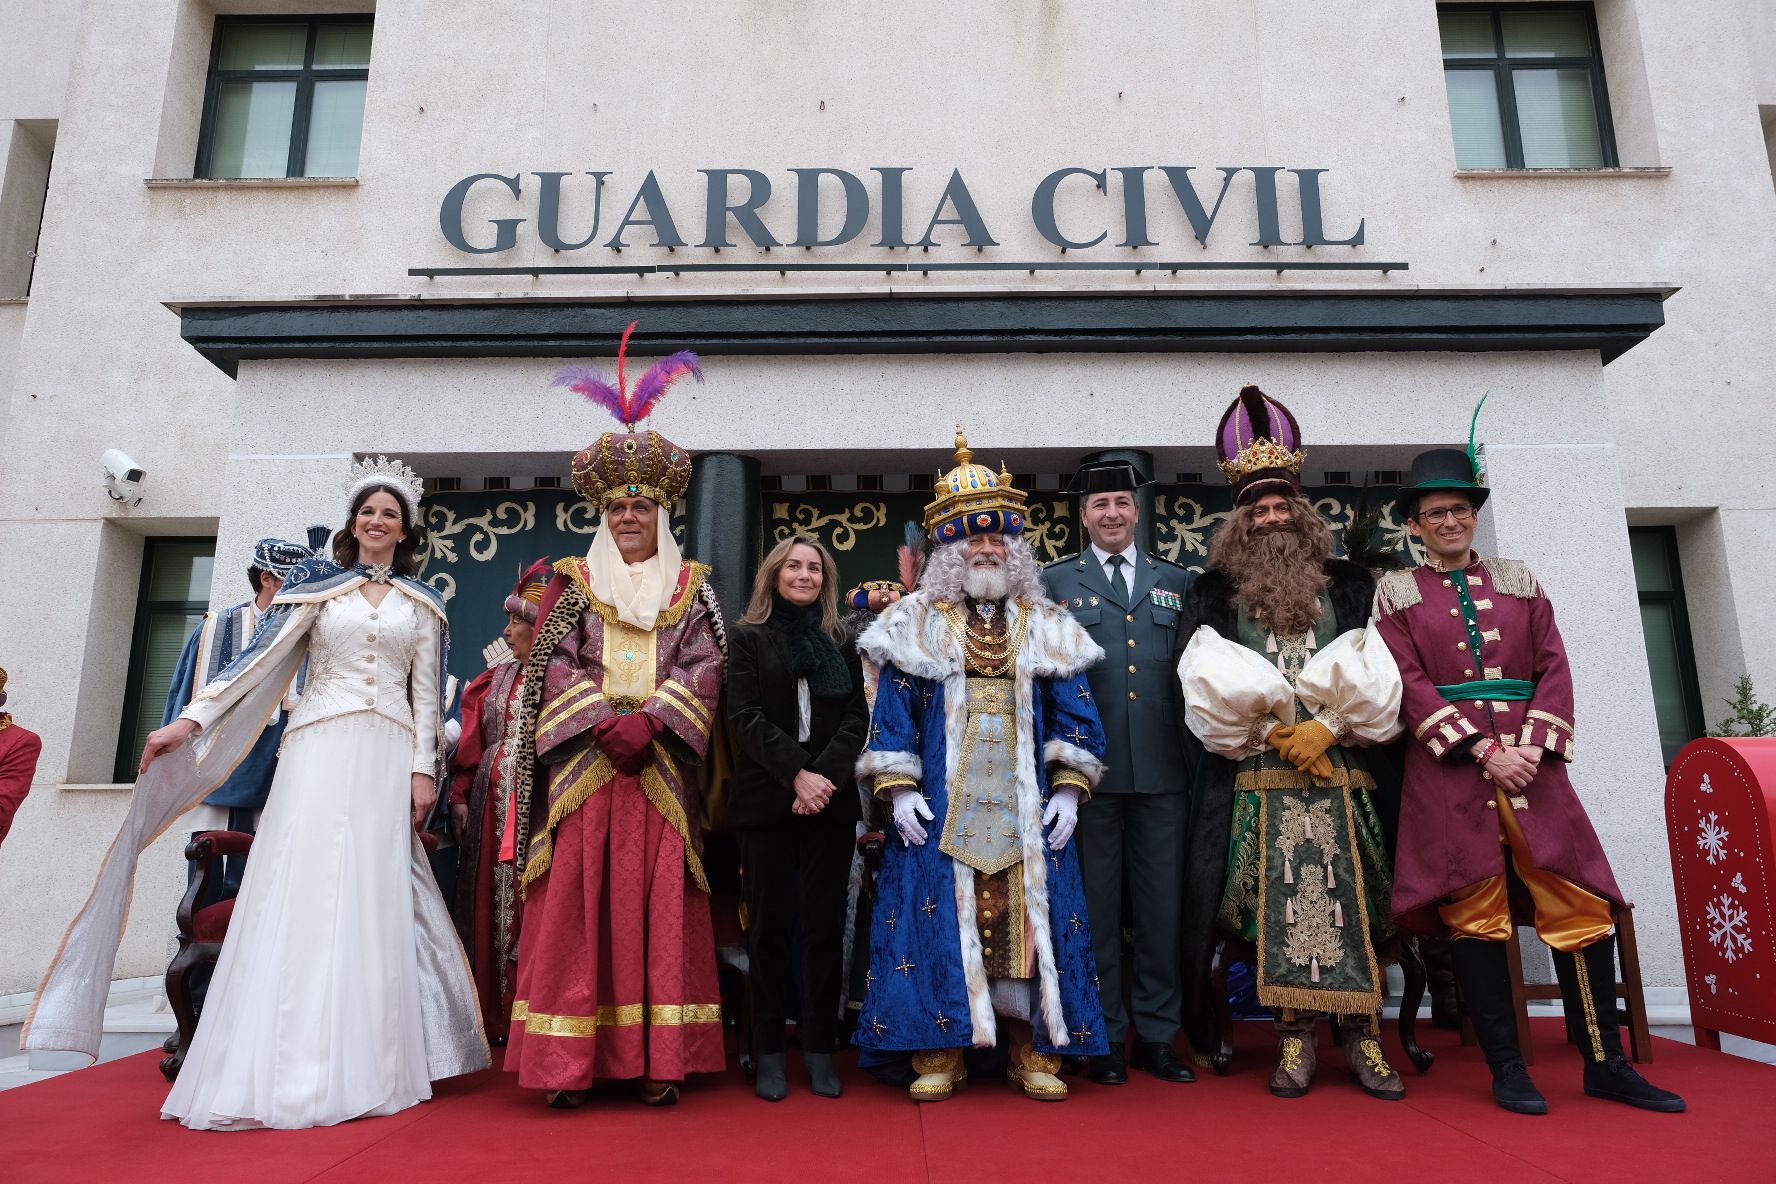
[892,787,934,847]
[1042,785,1082,851]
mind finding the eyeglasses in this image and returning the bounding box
[1416,505,1477,525]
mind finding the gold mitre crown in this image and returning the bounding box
[1215,384,1305,502]
[571,429,693,509]
[924,427,1028,544]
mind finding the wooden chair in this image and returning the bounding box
[1458,901,1652,1064]
[160,830,254,1081]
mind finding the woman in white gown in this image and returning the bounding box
[135,457,489,1130]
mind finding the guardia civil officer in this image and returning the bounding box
[1045,459,1196,1085]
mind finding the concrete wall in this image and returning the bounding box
[3,0,1774,995]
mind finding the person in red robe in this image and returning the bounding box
[1375,443,1684,1116]
[504,330,726,1107]
[0,667,43,847]
[448,558,552,1045]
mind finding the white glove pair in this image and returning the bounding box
[891,785,1082,851]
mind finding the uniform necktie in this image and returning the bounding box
[1107,553,1129,602]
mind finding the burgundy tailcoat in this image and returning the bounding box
[1374,557,1622,924]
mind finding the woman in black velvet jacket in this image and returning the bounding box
[727,535,869,1102]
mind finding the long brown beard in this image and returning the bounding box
[1209,502,1333,636]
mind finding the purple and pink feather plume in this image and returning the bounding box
[551,320,702,428]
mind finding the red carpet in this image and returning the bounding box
[5,1020,1771,1183]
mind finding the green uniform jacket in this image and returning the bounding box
[1045,550,1196,795]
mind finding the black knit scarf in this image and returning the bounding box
[767,594,852,698]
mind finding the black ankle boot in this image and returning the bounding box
[1451,939,1548,1115]
[1552,938,1686,1113]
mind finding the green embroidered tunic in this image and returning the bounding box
[1217,595,1394,1016]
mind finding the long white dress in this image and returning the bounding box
[162,586,488,1130]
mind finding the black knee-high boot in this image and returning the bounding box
[1450,938,1548,1115]
[1550,937,1686,1113]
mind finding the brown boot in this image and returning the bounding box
[1337,1015,1406,1101]
[1006,1022,1068,1101]
[909,1048,966,1102]
[1268,1013,1317,1099]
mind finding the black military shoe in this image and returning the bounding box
[1584,1056,1687,1113]
[1087,1045,1128,1085]
[1131,1041,1197,1083]
[1490,1060,1549,1115]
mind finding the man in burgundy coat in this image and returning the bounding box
[0,667,43,847]
[1374,447,1683,1116]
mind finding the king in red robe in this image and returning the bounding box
[504,331,726,1107]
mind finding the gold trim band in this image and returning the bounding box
[513,999,722,1037]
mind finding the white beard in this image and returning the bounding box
[962,563,1009,602]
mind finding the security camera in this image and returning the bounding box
[101,448,146,507]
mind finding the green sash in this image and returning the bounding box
[1436,677,1535,702]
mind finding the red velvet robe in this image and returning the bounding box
[504,559,726,1089]
[1374,556,1622,924]
[0,717,41,847]
[448,660,525,1042]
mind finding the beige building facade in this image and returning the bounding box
[2,1,1773,1011]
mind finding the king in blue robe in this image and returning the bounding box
[853,430,1110,1102]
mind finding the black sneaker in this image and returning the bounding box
[1491,1059,1549,1115]
[1584,1056,1687,1113]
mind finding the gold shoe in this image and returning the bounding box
[909,1048,966,1102]
[1007,1039,1069,1101]
[637,1079,680,1106]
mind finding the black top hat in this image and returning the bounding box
[1067,458,1151,497]
[1399,448,1490,519]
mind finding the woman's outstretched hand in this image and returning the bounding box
[139,718,200,774]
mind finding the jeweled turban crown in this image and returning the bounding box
[553,322,701,509]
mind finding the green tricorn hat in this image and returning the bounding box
[1399,396,1490,520]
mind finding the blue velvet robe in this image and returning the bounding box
[852,594,1111,1057]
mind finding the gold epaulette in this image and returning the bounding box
[1480,557,1541,600]
[1373,569,1422,615]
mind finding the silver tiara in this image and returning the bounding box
[345,455,424,519]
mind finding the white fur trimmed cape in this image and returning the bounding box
[851,593,1110,1055]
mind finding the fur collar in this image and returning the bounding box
[857,593,1105,682]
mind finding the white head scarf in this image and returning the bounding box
[585,505,682,631]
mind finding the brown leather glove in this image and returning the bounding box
[1278,719,1338,778]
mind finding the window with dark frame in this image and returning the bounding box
[115,539,217,782]
[195,15,373,180]
[1629,526,1705,767]
[1438,4,1617,169]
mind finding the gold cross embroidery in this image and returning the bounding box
[886,908,897,931]
[934,1011,952,1031]
[1076,686,1094,703]
[958,826,976,848]
[894,674,912,692]
[1072,1023,1093,1043]
[1067,725,1089,745]
[866,968,875,990]
[895,956,916,978]
[871,1017,886,1038]
[922,896,938,918]
[1069,913,1084,933]
[868,723,883,745]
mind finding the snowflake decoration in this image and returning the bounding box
[1706,893,1753,964]
[1699,773,1714,794]
[1705,973,1718,995]
[1697,812,1730,865]
[1733,872,1747,894]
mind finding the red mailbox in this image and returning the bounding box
[1665,737,1776,1048]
